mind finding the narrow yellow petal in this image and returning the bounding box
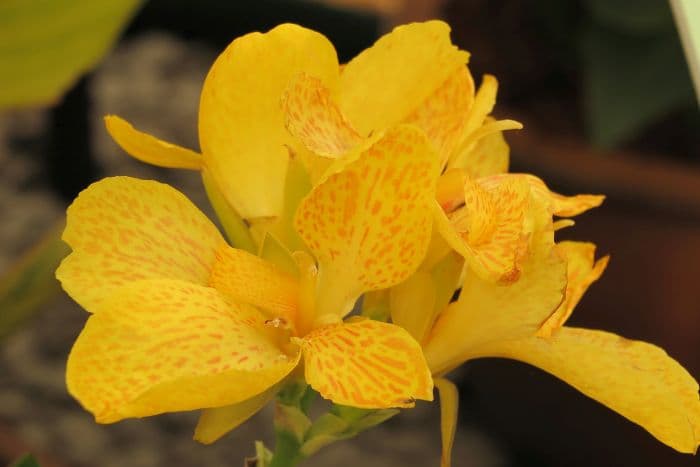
[538,241,609,337]
[194,385,278,444]
[295,125,439,320]
[282,72,361,157]
[300,319,433,408]
[339,20,469,135]
[481,328,700,454]
[449,118,522,171]
[67,279,300,423]
[434,378,459,467]
[199,23,340,219]
[209,245,299,328]
[424,203,566,375]
[403,67,475,168]
[104,115,202,170]
[390,271,436,342]
[56,177,225,312]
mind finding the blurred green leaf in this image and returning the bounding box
[10,454,41,467]
[0,0,143,109]
[582,2,695,147]
[584,0,675,34]
[0,223,69,338]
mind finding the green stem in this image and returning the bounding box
[268,429,304,467]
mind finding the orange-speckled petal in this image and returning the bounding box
[403,67,475,168]
[424,203,566,375]
[294,125,439,319]
[282,73,361,157]
[481,328,700,454]
[104,115,202,170]
[67,279,300,423]
[199,24,340,219]
[209,245,299,328]
[456,120,510,178]
[537,242,609,337]
[300,319,433,408]
[339,20,469,136]
[56,177,225,312]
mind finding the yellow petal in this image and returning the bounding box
[282,72,361,157]
[434,176,530,283]
[67,279,300,423]
[434,378,459,467]
[450,118,522,171]
[209,245,299,328]
[339,20,469,136]
[481,328,700,454]
[104,115,202,170]
[424,205,566,375]
[538,241,609,337]
[403,67,475,168]
[300,319,433,408]
[390,271,436,342]
[194,385,278,444]
[56,177,225,312]
[199,24,340,219]
[295,125,439,319]
[452,119,510,178]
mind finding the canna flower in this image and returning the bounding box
[57,118,441,442]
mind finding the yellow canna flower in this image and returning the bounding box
[57,118,439,442]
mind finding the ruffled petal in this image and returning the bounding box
[482,328,700,454]
[56,177,225,312]
[104,115,202,170]
[339,20,468,136]
[67,279,300,423]
[295,125,439,320]
[199,23,340,219]
[300,319,433,408]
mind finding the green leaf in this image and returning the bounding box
[0,223,70,339]
[584,0,675,34]
[0,0,143,109]
[10,454,41,467]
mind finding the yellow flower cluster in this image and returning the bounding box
[56,21,700,464]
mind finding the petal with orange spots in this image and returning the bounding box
[537,241,609,337]
[209,245,299,328]
[104,115,202,170]
[66,279,300,423]
[56,177,225,312]
[339,20,469,136]
[479,328,700,454]
[281,72,361,157]
[199,24,340,219]
[300,319,433,408]
[294,125,440,319]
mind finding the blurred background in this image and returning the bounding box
[1,0,699,466]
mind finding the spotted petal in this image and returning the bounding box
[56,177,225,312]
[300,319,433,408]
[67,279,300,423]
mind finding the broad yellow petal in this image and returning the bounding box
[104,115,202,170]
[282,72,361,157]
[209,245,299,328]
[481,328,700,454]
[194,385,278,444]
[56,177,225,312]
[538,242,609,337]
[295,125,439,320]
[199,23,340,219]
[67,279,300,423]
[339,20,469,136]
[300,319,433,408]
[403,67,475,167]
[435,378,459,467]
[424,203,566,375]
[390,271,436,342]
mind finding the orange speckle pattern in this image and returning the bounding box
[209,245,300,328]
[301,319,433,408]
[57,177,225,312]
[294,125,439,316]
[282,73,361,157]
[67,279,300,423]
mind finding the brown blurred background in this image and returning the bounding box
[1,1,699,466]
